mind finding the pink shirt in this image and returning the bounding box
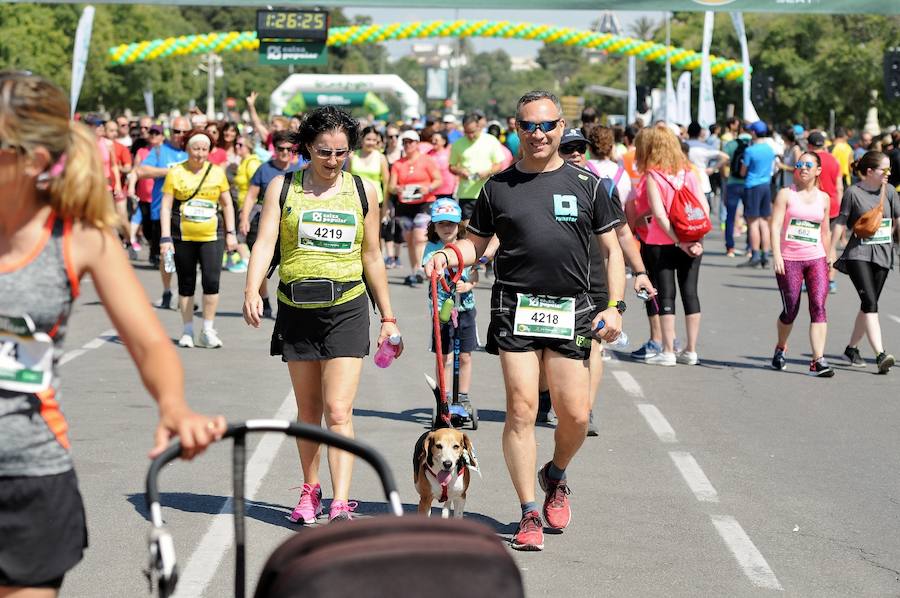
[428,147,457,197]
[780,187,828,261]
[135,147,154,203]
[635,169,702,246]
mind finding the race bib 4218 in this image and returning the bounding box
[513,294,575,340]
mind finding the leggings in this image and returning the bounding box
[138,202,160,260]
[844,260,889,313]
[645,244,702,315]
[173,239,225,297]
[776,257,828,324]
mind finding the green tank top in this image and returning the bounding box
[349,151,384,205]
[277,172,366,308]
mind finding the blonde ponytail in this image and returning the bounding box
[49,121,117,228]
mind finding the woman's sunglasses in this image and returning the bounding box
[794,161,817,170]
[313,147,349,158]
[517,119,560,134]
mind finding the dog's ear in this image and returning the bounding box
[462,433,477,469]
[424,432,435,467]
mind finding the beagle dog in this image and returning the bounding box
[413,427,477,518]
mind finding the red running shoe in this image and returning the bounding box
[538,462,572,529]
[511,510,544,551]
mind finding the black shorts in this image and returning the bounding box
[139,203,161,260]
[394,201,432,231]
[0,469,87,588]
[271,293,370,361]
[459,198,478,222]
[431,308,478,354]
[485,285,594,360]
[588,292,609,320]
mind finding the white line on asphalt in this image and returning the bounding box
[888,314,900,326]
[59,329,118,365]
[636,403,677,443]
[612,370,644,398]
[711,514,784,591]
[669,451,719,502]
[173,390,296,598]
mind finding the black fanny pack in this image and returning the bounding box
[279,279,363,305]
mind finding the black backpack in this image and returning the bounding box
[731,138,749,177]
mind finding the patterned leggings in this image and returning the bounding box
[776,257,829,324]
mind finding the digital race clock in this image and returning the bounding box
[256,10,329,40]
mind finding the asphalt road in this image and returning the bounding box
[57,231,900,597]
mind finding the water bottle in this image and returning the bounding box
[595,321,629,349]
[439,298,454,324]
[163,249,176,274]
[374,334,402,368]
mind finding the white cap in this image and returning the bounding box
[442,114,457,124]
[398,130,420,143]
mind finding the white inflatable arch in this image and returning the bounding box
[270,74,422,120]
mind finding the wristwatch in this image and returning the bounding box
[608,300,627,314]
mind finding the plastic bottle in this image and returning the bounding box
[595,321,629,348]
[163,249,176,274]
[374,334,402,368]
[439,298,455,323]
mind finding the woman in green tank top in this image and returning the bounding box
[349,126,389,207]
[242,107,402,523]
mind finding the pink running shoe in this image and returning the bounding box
[287,483,322,524]
[328,499,358,522]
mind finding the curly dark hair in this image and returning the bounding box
[292,106,359,160]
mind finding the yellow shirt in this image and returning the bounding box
[234,155,262,209]
[162,162,229,242]
[831,141,853,185]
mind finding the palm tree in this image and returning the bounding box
[628,16,659,40]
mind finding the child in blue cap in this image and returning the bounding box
[423,198,478,404]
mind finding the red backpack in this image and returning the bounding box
[655,170,711,242]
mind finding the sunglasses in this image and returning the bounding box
[387,134,399,139]
[794,161,817,170]
[0,139,24,153]
[172,129,189,135]
[517,119,560,134]
[139,126,150,130]
[313,147,350,158]
[401,138,417,145]
[234,142,244,148]
[560,143,587,155]
[275,145,296,153]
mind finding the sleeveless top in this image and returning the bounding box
[277,172,366,309]
[0,212,78,477]
[349,151,384,205]
[780,187,828,261]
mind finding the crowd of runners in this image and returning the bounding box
[3,68,900,594]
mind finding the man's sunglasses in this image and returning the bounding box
[172,129,189,135]
[560,143,587,155]
[275,145,296,153]
[313,147,350,158]
[517,119,560,134]
[148,130,162,136]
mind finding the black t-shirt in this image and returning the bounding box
[589,175,623,298]
[468,162,623,295]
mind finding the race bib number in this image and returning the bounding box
[513,294,575,340]
[0,314,54,394]
[181,199,217,223]
[785,218,821,245]
[400,185,423,204]
[298,210,358,253]
[861,218,892,245]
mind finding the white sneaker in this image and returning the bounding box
[676,351,699,365]
[646,351,676,366]
[178,334,194,348]
[196,328,223,348]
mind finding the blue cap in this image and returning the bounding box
[792,124,805,136]
[431,198,462,223]
[748,120,768,137]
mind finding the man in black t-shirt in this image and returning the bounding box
[425,91,625,552]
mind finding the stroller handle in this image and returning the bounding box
[145,419,403,520]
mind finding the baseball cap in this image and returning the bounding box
[748,120,769,136]
[149,124,164,135]
[808,131,826,147]
[561,128,588,145]
[430,198,462,223]
[85,116,105,127]
[792,124,805,136]
[442,114,457,124]
[398,130,420,143]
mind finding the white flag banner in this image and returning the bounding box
[143,89,155,117]
[676,71,691,125]
[730,11,760,123]
[664,13,675,123]
[627,55,637,124]
[698,11,716,127]
[70,5,95,118]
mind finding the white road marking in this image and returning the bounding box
[172,391,296,598]
[636,403,677,443]
[612,370,644,398]
[888,314,900,326]
[669,451,719,502]
[712,515,784,591]
[59,329,118,365]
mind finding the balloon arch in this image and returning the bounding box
[107,20,749,83]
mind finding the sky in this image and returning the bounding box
[342,8,667,60]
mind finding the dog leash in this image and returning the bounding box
[430,244,464,428]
